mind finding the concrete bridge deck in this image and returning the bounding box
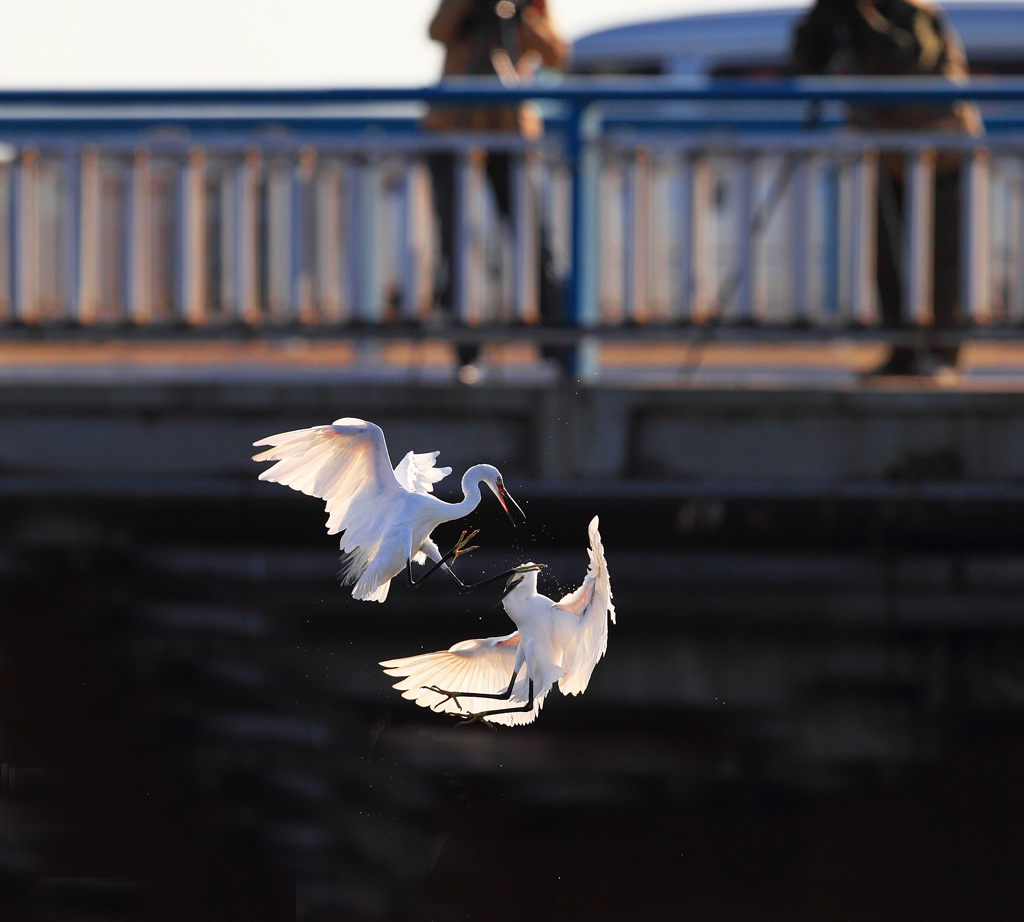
[4,339,1024,497]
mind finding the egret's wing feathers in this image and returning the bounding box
[555,516,616,697]
[393,450,452,495]
[253,417,403,539]
[381,634,546,726]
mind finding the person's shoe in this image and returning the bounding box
[862,347,924,377]
[930,344,960,370]
[457,363,483,386]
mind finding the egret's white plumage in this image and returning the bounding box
[252,417,521,603]
[381,516,615,726]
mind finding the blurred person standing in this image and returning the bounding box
[790,0,982,376]
[425,0,568,382]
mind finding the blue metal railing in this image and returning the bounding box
[3,78,1024,347]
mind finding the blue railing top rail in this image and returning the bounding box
[3,76,1024,110]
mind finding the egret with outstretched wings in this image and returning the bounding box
[381,516,614,725]
[253,417,525,602]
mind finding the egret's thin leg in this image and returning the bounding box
[407,530,480,590]
[460,679,535,726]
[425,665,521,705]
[454,564,545,594]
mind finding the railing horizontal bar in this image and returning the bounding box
[0,322,1018,345]
[601,133,1024,155]
[3,76,1024,107]
[6,117,1024,142]
[0,128,1017,159]
[0,131,550,156]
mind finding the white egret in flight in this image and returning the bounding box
[380,516,614,726]
[252,417,526,603]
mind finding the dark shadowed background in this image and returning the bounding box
[3,373,1024,921]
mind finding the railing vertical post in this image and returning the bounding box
[789,153,811,322]
[511,148,539,323]
[816,163,840,317]
[455,148,485,326]
[15,148,39,323]
[10,152,19,322]
[616,154,631,325]
[232,149,260,324]
[344,158,361,322]
[625,148,652,324]
[848,149,878,324]
[0,158,10,321]
[357,155,380,322]
[1011,159,1024,321]
[397,157,433,323]
[905,148,936,325]
[733,152,755,322]
[78,149,101,323]
[674,152,694,323]
[266,158,289,320]
[315,159,343,322]
[291,147,315,322]
[62,148,82,323]
[691,155,714,323]
[124,148,152,324]
[566,100,600,375]
[396,158,415,321]
[176,149,207,325]
[961,147,990,323]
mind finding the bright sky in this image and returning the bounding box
[0,0,801,89]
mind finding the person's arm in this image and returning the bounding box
[519,3,569,71]
[789,0,843,75]
[854,0,945,73]
[429,0,477,44]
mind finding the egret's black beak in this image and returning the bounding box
[493,585,515,609]
[492,563,546,608]
[496,483,526,526]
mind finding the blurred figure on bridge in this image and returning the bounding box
[790,0,982,376]
[425,0,568,383]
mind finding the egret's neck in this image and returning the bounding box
[442,464,492,520]
[518,570,540,594]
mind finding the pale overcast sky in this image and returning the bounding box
[0,0,802,89]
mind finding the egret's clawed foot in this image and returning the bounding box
[424,685,463,709]
[452,529,480,559]
[457,712,498,730]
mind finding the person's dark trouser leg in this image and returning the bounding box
[428,151,477,368]
[536,222,569,371]
[870,168,919,374]
[486,152,567,371]
[931,168,963,366]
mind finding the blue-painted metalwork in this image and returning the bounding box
[3,77,1024,107]
[4,78,1024,355]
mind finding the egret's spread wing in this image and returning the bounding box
[393,450,452,495]
[381,634,545,726]
[554,516,616,697]
[253,417,403,540]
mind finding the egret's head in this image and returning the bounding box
[502,562,546,595]
[480,466,526,526]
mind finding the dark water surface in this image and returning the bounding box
[3,490,1024,921]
